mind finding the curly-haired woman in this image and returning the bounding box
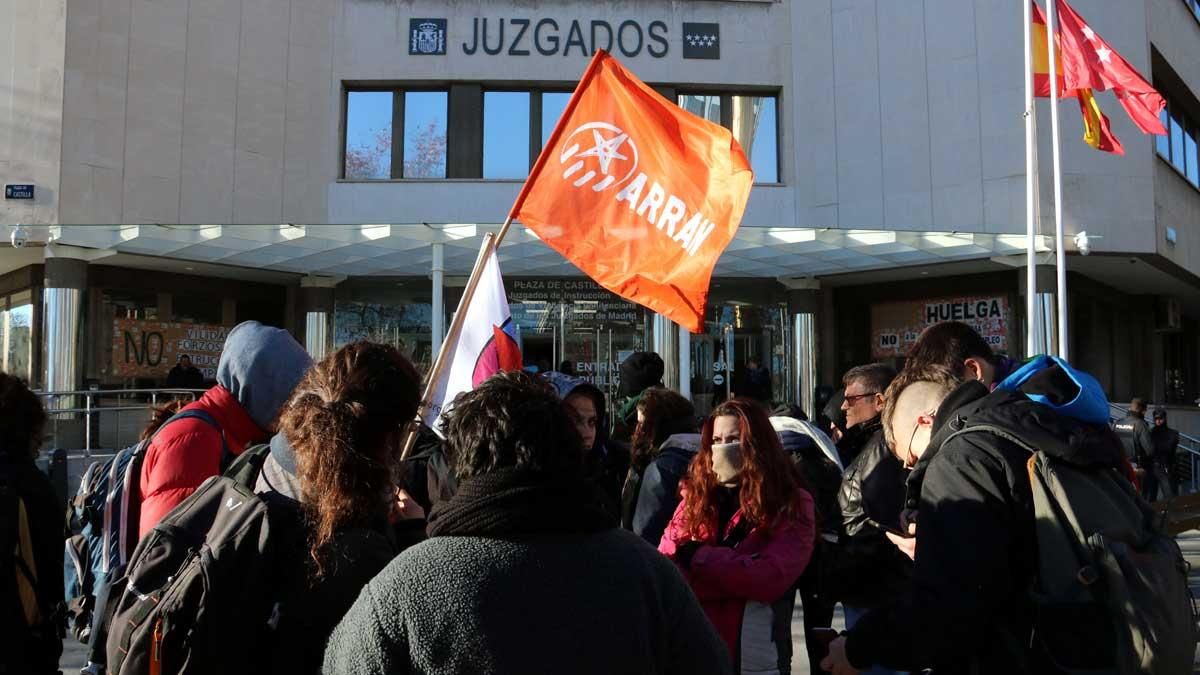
[263,341,423,675]
[659,398,816,675]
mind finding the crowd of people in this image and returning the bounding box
[1,319,1194,675]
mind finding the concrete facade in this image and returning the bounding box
[0,0,1192,274]
[1,0,66,225]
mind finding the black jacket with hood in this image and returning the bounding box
[845,376,1125,674]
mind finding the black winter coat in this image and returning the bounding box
[829,435,911,608]
[844,380,1124,674]
[0,457,64,675]
[836,416,883,468]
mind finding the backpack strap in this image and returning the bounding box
[151,408,231,469]
[14,494,43,626]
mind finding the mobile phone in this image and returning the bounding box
[869,519,915,539]
[812,627,840,646]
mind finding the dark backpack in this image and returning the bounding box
[63,409,225,645]
[104,476,277,674]
[944,423,1198,675]
[103,443,288,675]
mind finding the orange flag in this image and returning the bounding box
[511,50,752,333]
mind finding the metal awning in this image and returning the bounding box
[44,224,1053,278]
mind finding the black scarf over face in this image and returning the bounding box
[426,466,613,538]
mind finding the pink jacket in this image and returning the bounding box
[659,489,815,672]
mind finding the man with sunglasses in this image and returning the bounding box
[825,363,909,675]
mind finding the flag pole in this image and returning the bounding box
[399,230,500,460]
[398,52,608,460]
[1023,0,1038,357]
[1045,0,1069,360]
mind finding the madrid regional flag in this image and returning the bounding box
[422,239,521,434]
[512,50,753,333]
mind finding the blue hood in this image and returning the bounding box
[995,355,1110,426]
[216,321,312,431]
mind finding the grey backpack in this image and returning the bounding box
[946,424,1198,675]
[103,472,284,675]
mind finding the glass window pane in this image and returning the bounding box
[1157,106,1171,159]
[678,94,721,125]
[732,96,778,183]
[484,91,531,179]
[6,302,33,381]
[541,92,572,146]
[403,91,448,179]
[1170,109,1185,174]
[344,91,393,179]
[1186,122,1199,187]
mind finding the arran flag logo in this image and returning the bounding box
[559,122,639,192]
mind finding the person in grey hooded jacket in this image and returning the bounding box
[136,320,312,537]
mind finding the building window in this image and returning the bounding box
[1184,0,1200,22]
[344,91,394,180]
[678,94,722,125]
[678,92,781,184]
[1,291,33,382]
[732,96,779,184]
[343,89,448,179]
[1156,95,1200,190]
[483,91,531,179]
[402,91,448,179]
[541,92,572,147]
[343,85,781,183]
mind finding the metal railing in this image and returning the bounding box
[1109,402,1200,494]
[36,387,208,455]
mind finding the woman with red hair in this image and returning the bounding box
[659,398,816,674]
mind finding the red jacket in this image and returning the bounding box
[659,489,815,671]
[137,386,266,538]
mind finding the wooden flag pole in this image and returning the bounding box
[399,228,502,460]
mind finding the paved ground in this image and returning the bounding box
[58,534,1200,674]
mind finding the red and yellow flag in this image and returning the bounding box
[1031,0,1166,155]
[511,50,752,333]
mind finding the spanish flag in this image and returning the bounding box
[1031,0,1123,154]
[512,50,752,333]
[1032,0,1167,155]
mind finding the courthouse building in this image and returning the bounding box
[2,0,1199,429]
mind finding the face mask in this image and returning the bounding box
[711,442,744,486]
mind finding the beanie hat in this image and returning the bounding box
[619,352,665,397]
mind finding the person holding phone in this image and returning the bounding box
[659,398,816,675]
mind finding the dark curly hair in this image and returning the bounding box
[0,372,46,460]
[279,342,421,577]
[630,388,697,472]
[443,370,582,481]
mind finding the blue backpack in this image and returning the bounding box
[63,409,224,643]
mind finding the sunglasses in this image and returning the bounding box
[843,392,880,404]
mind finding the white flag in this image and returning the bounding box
[422,242,521,434]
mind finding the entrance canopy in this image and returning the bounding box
[45,224,1054,279]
